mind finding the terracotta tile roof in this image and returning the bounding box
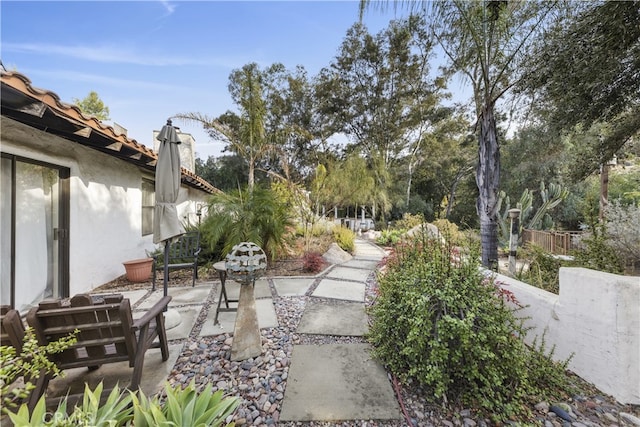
[1,70,219,194]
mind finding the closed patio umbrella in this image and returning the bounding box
[154,119,185,298]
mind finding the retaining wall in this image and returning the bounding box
[494,267,639,405]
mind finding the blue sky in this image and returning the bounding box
[1,1,438,159]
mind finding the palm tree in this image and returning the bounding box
[177,63,270,192]
[201,186,292,261]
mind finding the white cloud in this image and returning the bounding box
[28,69,181,92]
[159,1,176,16]
[3,42,241,68]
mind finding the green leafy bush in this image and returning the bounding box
[604,200,640,270]
[368,235,574,420]
[375,229,404,246]
[333,226,355,253]
[432,218,467,247]
[573,223,624,274]
[394,212,424,230]
[516,244,575,294]
[1,327,77,413]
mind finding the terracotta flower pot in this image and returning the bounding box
[123,258,153,282]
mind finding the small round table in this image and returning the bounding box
[213,261,238,325]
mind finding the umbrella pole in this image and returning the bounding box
[163,240,170,310]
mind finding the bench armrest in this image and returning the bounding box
[132,296,171,331]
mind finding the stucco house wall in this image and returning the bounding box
[2,116,210,295]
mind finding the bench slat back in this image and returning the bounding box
[167,231,200,260]
[27,294,136,368]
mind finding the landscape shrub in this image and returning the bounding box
[368,234,574,420]
[333,226,355,253]
[132,380,239,427]
[394,212,424,230]
[375,229,404,246]
[6,381,239,427]
[516,244,576,294]
[201,185,292,261]
[302,251,326,273]
[432,218,466,246]
[1,328,76,413]
[604,200,640,269]
[573,222,624,274]
[6,382,133,426]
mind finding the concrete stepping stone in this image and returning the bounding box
[199,298,278,336]
[272,278,315,296]
[46,344,182,399]
[93,289,148,306]
[136,285,211,309]
[353,240,387,260]
[312,279,365,302]
[133,305,201,341]
[279,343,401,422]
[297,302,368,336]
[342,259,380,270]
[326,266,372,282]
[218,279,273,300]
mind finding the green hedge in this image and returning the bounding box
[368,235,574,421]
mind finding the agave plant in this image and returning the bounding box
[131,380,240,427]
[6,382,132,427]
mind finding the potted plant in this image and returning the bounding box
[122,258,153,282]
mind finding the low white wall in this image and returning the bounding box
[494,267,640,405]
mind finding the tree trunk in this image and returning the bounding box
[406,162,413,208]
[476,103,500,269]
[446,166,471,219]
[248,159,255,192]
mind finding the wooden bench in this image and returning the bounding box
[152,230,201,290]
[1,305,47,412]
[26,293,171,404]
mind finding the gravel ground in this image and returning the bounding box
[97,267,640,427]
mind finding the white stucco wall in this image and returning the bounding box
[494,267,640,405]
[2,117,211,296]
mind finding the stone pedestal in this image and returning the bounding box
[230,282,262,361]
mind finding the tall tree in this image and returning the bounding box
[73,91,110,121]
[316,16,449,221]
[311,151,376,217]
[195,154,248,192]
[178,63,317,190]
[518,0,640,180]
[262,65,318,181]
[361,0,556,267]
[177,64,271,191]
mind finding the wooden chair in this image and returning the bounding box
[1,305,47,412]
[1,305,25,350]
[26,293,171,404]
[152,230,201,290]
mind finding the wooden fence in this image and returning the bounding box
[521,229,583,255]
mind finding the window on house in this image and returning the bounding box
[141,179,155,236]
